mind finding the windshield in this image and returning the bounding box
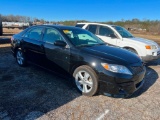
[61,28,105,47]
[113,26,134,38]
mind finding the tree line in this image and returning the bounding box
[1,14,160,34]
[1,14,46,24]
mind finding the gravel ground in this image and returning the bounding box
[0,44,160,120]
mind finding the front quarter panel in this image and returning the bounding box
[122,38,146,56]
[11,35,23,56]
[69,47,104,75]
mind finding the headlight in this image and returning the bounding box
[101,63,132,75]
[145,45,157,49]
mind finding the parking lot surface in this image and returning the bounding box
[0,44,160,120]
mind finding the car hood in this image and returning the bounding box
[81,45,141,64]
[123,37,159,46]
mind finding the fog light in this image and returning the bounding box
[152,52,157,56]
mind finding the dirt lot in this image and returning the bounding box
[133,33,160,45]
[0,31,160,120]
[2,28,22,34]
[0,42,160,120]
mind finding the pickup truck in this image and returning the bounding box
[76,23,160,62]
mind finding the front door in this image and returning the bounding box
[97,26,118,46]
[43,27,70,72]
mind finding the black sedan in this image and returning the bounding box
[11,25,146,97]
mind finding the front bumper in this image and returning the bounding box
[141,49,160,62]
[141,54,160,62]
[98,65,146,98]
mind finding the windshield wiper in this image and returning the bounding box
[96,43,107,45]
[76,43,107,47]
[76,44,94,47]
[92,43,108,46]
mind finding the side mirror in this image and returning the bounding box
[109,33,117,38]
[54,40,67,47]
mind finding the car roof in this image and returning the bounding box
[76,22,117,27]
[32,25,80,30]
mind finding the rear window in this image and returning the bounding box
[23,27,43,40]
[99,26,114,36]
[17,27,29,36]
[75,24,85,28]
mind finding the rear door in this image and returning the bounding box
[22,27,45,54]
[43,27,71,72]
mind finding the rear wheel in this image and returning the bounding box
[73,65,98,96]
[16,49,27,66]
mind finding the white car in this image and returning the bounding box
[76,23,160,62]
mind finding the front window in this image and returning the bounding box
[61,28,105,47]
[43,28,63,43]
[99,26,114,37]
[87,25,97,34]
[113,26,134,38]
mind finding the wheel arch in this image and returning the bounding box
[123,46,143,56]
[14,46,23,56]
[69,62,98,75]
[123,46,137,51]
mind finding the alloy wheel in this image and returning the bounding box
[16,50,24,65]
[75,70,93,93]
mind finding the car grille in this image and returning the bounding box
[158,50,160,56]
[131,66,144,74]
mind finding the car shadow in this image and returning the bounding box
[0,45,159,119]
[0,45,82,120]
[145,58,160,66]
[127,66,159,98]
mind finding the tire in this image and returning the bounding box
[16,49,27,67]
[73,65,98,96]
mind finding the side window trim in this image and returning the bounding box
[97,25,100,35]
[95,25,98,35]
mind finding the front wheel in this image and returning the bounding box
[73,65,98,96]
[16,49,27,66]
